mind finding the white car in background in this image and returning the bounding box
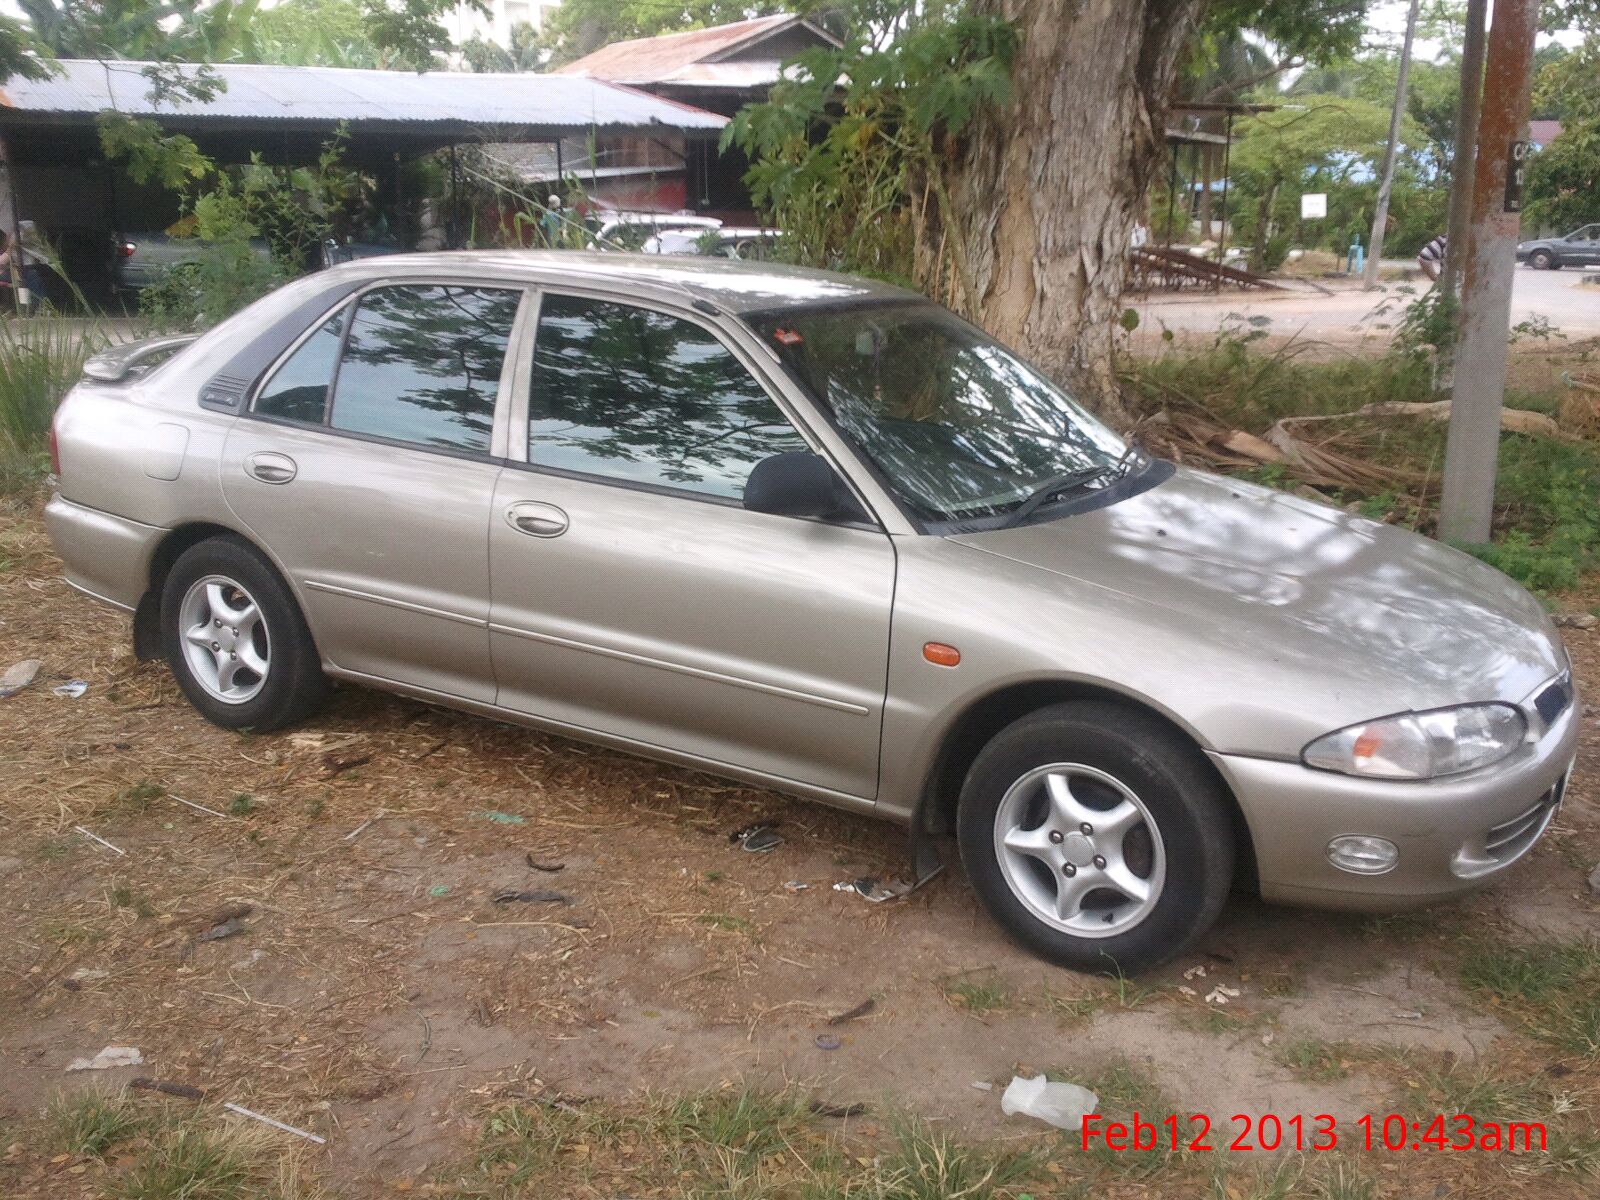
[643,227,781,259]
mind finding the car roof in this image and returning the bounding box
[322,250,922,315]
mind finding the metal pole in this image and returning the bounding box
[1438,0,1540,544]
[449,143,459,249]
[1441,0,1489,301]
[1363,0,1422,287]
[1217,111,1234,287]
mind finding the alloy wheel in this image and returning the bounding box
[178,574,270,704]
[992,762,1166,938]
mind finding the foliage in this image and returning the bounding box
[726,4,1015,304]
[250,0,380,67]
[1225,95,1405,267]
[137,135,366,331]
[0,14,53,84]
[139,239,288,332]
[461,21,542,71]
[360,0,484,71]
[1526,38,1600,233]
[96,114,211,190]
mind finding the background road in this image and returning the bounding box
[1129,263,1600,346]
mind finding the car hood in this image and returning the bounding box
[951,467,1564,713]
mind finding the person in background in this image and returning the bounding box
[1417,233,1447,282]
[540,195,564,247]
[0,222,47,312]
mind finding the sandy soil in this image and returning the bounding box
[1,495,1597,1197]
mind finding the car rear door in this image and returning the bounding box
[486,290,896,800]
[222,281,528,703]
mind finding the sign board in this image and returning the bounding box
[1300,193,1328,220]
[1505,140,1529,213]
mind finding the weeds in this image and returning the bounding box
[114,780,166,813]
[942,973,1010,1014]
[1273,1038,1358,1082]
[112,1125,269,1200]
[458,1088,1041,1198]
[1460,937,1600,1056]
[47,1088,144,1157]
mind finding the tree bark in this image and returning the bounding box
[938,0,1206,424]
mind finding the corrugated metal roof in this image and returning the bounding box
[555,13,834,86]
[0,59,727,132]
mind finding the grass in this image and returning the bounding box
[1273,1038,1359,1082]
[39,1089,322,1199]
[449,1087,1042,1199]
[942,972,1011,1014]
[0,312,106,496]
[1459,937,1600,1056]
[47,1088,145,1157]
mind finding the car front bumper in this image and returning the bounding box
[1209,690,1578,911]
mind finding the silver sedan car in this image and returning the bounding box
[46,253,1578,972]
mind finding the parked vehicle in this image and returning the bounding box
[1516,224,1600,269]
[592,211,721,251]
[48,253,1577,972]
[643,226,780,260]
[113,232,406,293]
[111,231,273,292]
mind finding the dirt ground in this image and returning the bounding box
[2,491,1598,1198]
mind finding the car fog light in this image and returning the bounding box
[1326,835,1399,875]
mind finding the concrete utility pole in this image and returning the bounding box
[1438,0,1541,544]
[1363,0,1422,288]
[1440,0,1490,302]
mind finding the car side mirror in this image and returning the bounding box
[744,451,867,523]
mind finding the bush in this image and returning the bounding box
[139,237,288,332]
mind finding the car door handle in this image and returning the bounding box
[244,451,297,484]
[505,501,569,538]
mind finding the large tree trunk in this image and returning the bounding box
[938,0,1204,424]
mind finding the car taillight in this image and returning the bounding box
[48,416,61,475]
[117,241,136,258]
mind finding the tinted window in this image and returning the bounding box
[329,285,521,453]
[529,294,807,499]
[255,306,347,424]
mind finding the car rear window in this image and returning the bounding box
[328,285,522,454]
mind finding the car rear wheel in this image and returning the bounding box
[161,536,328,730]
[957,701,1235,974]
[1529,249,1556,270]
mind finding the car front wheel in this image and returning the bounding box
[1529,249,1556,270]
[161,536,328,730]
[957,701,1235,974]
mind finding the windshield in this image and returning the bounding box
[749,301,1128,524]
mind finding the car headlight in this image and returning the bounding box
[1302,704,1527,779]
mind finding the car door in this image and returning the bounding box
[222,281,527,703]
[487,290,897,800]
[1578,225,1600,264]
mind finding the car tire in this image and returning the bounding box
[957,701,1235,974]
[1529,249,1556,270]
[161,535,328,731]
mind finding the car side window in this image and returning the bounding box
[327,284,522,454]
[528,293,808,500]
[254,306,348,424]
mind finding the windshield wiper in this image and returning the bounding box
[1001,448,1142,529]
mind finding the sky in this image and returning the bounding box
[1365,0,1584,58]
